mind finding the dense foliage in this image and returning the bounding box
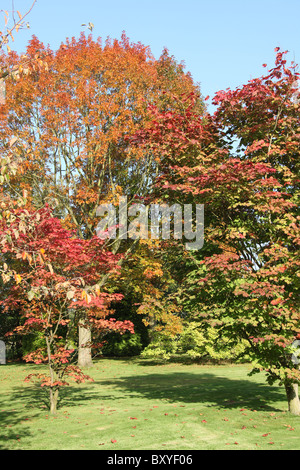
[131,48,300,414]
[0,6,299,415]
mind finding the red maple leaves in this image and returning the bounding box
[0,204,134,413]
[130,48,300,413]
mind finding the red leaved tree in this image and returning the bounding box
[0,204,133,414]
[131,49,300,415]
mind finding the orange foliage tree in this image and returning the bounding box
[0,32,204,365]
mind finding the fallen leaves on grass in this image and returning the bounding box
[284,424,295,431]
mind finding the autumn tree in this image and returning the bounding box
[110,237,183,358]
[0,33,203,232]
[132,49,300,415]
[4,2,133,415]
[0,204,133,414]
[0,32,204,365]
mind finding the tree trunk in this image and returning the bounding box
[78,321,93,368]
[49,387,59,415]
[46,336,60,415]
[285,382,300,416]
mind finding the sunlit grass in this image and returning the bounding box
[0,358,299,450]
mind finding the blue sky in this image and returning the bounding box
[5,0,300,111]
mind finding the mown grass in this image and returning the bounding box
[0,357,299,450]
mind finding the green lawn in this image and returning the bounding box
[0,357,299,450]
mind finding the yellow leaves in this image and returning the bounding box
[14,273,22,284]
[81,290,91,304]
[1,210,10,219]
[80,285,101,305]
[137,293,183,337]
[39,248,45,263]
[143,266,164,280]
[95,286,101,296]
[139,238,161,248]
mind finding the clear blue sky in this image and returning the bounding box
[5,0,300,111]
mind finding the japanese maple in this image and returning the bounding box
[0,204,133,414]
[132,49,300,415]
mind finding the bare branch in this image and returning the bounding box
[0,0,37,50]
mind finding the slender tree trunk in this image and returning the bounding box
[148,315,157,343]
[46,336,59,415]
[78,320,93,368]
[49,387,59,415]
[285,382,300,416]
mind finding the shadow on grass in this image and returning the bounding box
[8,382,109,413]
[99,371,285,412]
[3,360,287,419]
[0,407,35,450]
[0,394,41,450]
[1,362,105,419]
